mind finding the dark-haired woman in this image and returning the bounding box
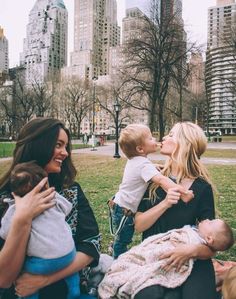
[0,118,100,299]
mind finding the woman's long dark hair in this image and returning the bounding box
[0,117,77,193]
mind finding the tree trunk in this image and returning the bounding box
[158,102,165,141]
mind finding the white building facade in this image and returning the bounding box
[0,27,9,73]
[20,0,68,85]
[206,0,236,134]
[62,0,120,80]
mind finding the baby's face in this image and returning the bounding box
[198,219,224,239]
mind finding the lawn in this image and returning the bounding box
[221,135,236,142]
[0,154,235,262]
[0,142,90,158]
[1,141,236,159]
[203,149,236,159]
[0,142,15,158]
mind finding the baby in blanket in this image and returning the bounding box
[99,219,234,299]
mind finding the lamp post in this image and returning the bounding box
[113,99,121,158]
[91,76,97,151]
[195,106,198,125]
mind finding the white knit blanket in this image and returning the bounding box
[99,226,203,299]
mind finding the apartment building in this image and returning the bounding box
[206,0,236,134]
[0,27,9,73]
[20,0,68,85]
[63,0,120,80]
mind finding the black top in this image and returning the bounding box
[138,177,215,240]
[136,178,218,299]
[0,182,100,299]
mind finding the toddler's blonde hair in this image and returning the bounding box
[119,124,150,159]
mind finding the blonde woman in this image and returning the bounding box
[134,122,218,299]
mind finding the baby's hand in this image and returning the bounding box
[181,190,194,203]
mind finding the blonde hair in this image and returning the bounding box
[150,122,213,199]
[222,266,236,299]
[119,124,150,159]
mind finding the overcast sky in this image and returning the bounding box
[0,0,216,67]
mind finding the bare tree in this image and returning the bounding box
[0,84,15,137]
[30,79,54,117]
[121,3,196,140]
[61,78,90,138]
[0,73,36,136]
[95,78,134,131]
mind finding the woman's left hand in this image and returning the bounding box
[159,244,195,272]
[15,273,49,297]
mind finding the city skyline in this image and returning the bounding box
[1,0,216,68]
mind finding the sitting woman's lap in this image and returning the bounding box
[134,259,217,299]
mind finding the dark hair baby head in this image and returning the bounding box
[10,161,48,197]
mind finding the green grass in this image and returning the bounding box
[0,154,235,261]
[72,144,92,150]
[0,142,90,158]
[1,142,235,159]
[221,135,236,142]
[203,149,236,159]
[0,142,15,158]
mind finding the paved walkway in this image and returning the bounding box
[1,142,235,165]
[73,142,236,165]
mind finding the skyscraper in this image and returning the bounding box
[122,7,147,44]
[188,53,205,97]
[20,0,68,85]
[0,27,9,73]
[131,0,183,24]
[161,0,182,20]
[206,0,236,134]
[67,0,120,79]
[126,0,149,13]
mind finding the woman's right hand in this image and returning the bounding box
[13,177,56,222]
[15,273,49,297]
[135,188,181,233]
[163,188,181,208]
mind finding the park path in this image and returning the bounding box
[0,142,236,165]
[72,142,236,165]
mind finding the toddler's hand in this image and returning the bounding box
[155,163,164,171]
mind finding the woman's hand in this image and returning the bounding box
[162,188,181,209]
[13,177,56,222]
[159,244,195,272]
[15,252,93,296]
[135,188,181,233]
[0,178,56,288]
[15,273,49,297]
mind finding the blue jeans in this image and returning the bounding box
[22,248,80,299]
[111,204,134,259]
